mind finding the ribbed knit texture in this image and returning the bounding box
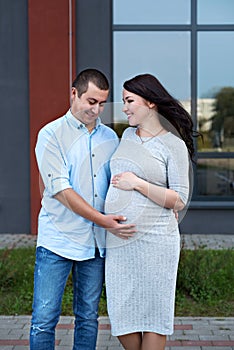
[105,128,190,336]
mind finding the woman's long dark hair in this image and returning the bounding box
[123,74,198,161]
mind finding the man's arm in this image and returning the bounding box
[54,188,136,239]
[36,127,135,239]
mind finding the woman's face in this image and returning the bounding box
[122,89,152,126]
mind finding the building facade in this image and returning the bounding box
[0,0,233,234]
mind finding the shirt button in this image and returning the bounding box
[92,154,95,157]
[94,194,98,197]
[48,174,51,177]
[94,174,96,177]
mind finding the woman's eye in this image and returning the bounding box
[123,99,133,104]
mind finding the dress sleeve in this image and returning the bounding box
[166,140,190,205]
[121,127,132,140]
[35,128,72,197]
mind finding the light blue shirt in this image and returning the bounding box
[35,109,119,260]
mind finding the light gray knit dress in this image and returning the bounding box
[105,127,190,336]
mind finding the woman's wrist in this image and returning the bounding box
[134,177,146,192]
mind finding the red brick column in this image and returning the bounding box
[28,0,76,233]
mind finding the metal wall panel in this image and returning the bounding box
[75,0,113,97]
[0,0,30,233]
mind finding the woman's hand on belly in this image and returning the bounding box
[111,172,138,191]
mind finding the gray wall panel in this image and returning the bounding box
[75,0,112,95]
[180,209,234,234]
[0,0,30,233]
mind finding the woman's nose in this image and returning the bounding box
[122,104,127,113]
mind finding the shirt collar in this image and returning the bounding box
[66,109,101,131]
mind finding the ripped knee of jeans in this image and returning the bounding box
[30,324,55,336]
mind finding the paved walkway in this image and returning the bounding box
[0,233,234,250]
[0,233,233,349]
[0,315,234,349]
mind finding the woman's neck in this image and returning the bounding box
[137,122,163,137]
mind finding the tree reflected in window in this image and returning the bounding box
[211,87,234,151]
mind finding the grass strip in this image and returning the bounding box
[0,246,233,316]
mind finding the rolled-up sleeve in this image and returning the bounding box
[35,128,72,196]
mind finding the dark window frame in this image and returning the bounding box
[112,0,234,203]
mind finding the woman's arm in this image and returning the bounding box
[112,172,185,211]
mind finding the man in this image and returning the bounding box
[30,69,135,350]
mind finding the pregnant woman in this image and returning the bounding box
[105,73,196,350]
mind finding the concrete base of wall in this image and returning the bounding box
[180,202,234,234]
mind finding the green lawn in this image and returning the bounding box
[0,247,233,316]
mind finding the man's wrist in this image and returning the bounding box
[93,212,107,228]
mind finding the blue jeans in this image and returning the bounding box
[30,246,104,350]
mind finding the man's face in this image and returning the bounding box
[70,82,109,128]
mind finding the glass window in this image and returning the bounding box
[113,0,190,24]
[198,0,234,24]
[113,0,234,202]
[113,31,190,121]
[197,158,234,197]
[197,32,234,152]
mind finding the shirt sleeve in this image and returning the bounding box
[35,127,72,197]
[166,140,190,205]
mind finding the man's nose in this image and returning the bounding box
[91,104,100,114]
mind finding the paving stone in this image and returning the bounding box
[199,335,230,341]
[172,334,200,340]
[169,347,201,350]
[202,348,233,350]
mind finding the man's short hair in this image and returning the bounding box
[72,69,109,97]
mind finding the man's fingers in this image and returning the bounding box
[119,228,136,234]
[120,232,134,237]
[117,233,129,240]
[116,215,127,221]
[119,224,137,233]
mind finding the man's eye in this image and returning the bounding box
[88,100,96,105]
[127,99,134,103]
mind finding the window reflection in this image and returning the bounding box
[197,158,234,196]
[114,31,190,111]
[198,0,234,24]
[113,0,190,24]
[198,32,234,152]
[197,88,234,152]
[113,0,234,201]
[198,32,234,99]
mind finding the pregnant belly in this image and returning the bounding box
[105,186,172,233]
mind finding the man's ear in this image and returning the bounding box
[71,87,77,101]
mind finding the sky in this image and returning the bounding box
[113,0,234,105]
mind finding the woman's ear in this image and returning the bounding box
[148,101,156,109]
